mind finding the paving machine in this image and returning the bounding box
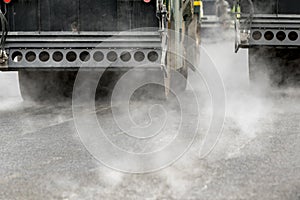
[0,0,199,101]
[234,0,300,85]
[201,0,231,36]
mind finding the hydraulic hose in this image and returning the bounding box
[0,4,8,52]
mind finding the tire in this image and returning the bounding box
[140,67,188,99]
[278,48,300,86]
[129,69,166,100]
[19,71,77,102]
[18,68,189,102]
[95,69,131,100]
[249,47,283,86]
[249,47,300,87]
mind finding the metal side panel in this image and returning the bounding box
[237,15,300,48]
[4,31,162,48]
[2,31,162,70]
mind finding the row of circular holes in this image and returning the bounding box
[252,30,299,42]
[12,50,160,63]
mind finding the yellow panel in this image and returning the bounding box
[194,1,202,6]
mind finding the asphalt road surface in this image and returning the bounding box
[0,37,299,200]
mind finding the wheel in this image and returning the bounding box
[93,69,120,99]
[19,71,77,102]
[277,48,300,86]
[130,69,166,100]
[249,47,300,87]
[249,47,283,86]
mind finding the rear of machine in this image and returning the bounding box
[201,0,231,36]
[0,0,197,101]
[234,0,300,85]
[1,0,160,69]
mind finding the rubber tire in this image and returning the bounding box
[249,47,283,87]
[128,69,166,100]
[249,47,300,87]
[18,68,189,102]
[19,71,77,102]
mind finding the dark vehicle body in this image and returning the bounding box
[7,0,158,32]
